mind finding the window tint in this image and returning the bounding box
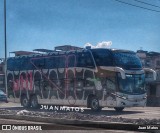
[7,58,14,71]
[76,53,85,67]
[76,51,94,68]
[45,56,57,69]
[27,57,34,70]
[14,58,20,71]
[68,55,76,67]
[32,57,45,69]
[113,52,142,70]
[57,56,66,68]
[8,57,34,71]
[91,49,113,66]
[20,57,28,70]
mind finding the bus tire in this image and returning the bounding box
[114,107,124,112]
[89,96,101,112]
[21,95,31,108]
[31,95,39,109]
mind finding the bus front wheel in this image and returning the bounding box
[114,107,124,112]
[21,95,31,108]
[31,95,39,109]
[89,96,101,112]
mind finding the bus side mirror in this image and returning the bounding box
[100,66,126,79]
[114,67,126,79]
[143,68,156,80]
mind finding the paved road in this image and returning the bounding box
[87,107,160,120]
[1,102,159,132]
[0,118,143,133]
[0,102,160,120]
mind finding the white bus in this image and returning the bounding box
[6,47,156,111]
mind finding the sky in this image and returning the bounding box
[0,0,160,58]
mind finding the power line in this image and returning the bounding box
[114,0,160,13]
[134,0,160,9]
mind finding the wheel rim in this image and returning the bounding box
[31,98,37,107]
[23,98,28,106]
[91,99,98,109]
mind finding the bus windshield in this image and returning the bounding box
[118,74,146,95]
[113,52,142,70]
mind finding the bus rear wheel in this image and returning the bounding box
[89,96,101,112]
[31,95,39,109]
[114,107,124,112]
[21,95,31,108]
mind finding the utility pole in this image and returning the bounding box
[4,0,8,95]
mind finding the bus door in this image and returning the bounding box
[105,76,117,107]
[67,54,76,104]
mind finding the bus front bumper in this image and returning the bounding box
[116,93,147,107]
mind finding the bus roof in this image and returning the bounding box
[110,48,135,53]
[90,48,135,54]
[8,47,135,59]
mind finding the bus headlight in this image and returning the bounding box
[143,96,147,99]
[118,94,128,99]
[122,96,127,100]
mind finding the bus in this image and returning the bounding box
[6,46,156,111]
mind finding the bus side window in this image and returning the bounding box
[76,52,85,67]
[20,57,28,70]
[68,55,75,67]
[76,52,94,68]
[7,58,14,71]
[92,49,113,66]
[57,56,66,68]
[14,58,19,71]
[45,56,57,69]
[84,52,95,68]
[28,57,34,70]
[33,57,45,69]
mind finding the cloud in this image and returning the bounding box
[84,41,112,48]
[84,43,96,48]
[97,41,112,48]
